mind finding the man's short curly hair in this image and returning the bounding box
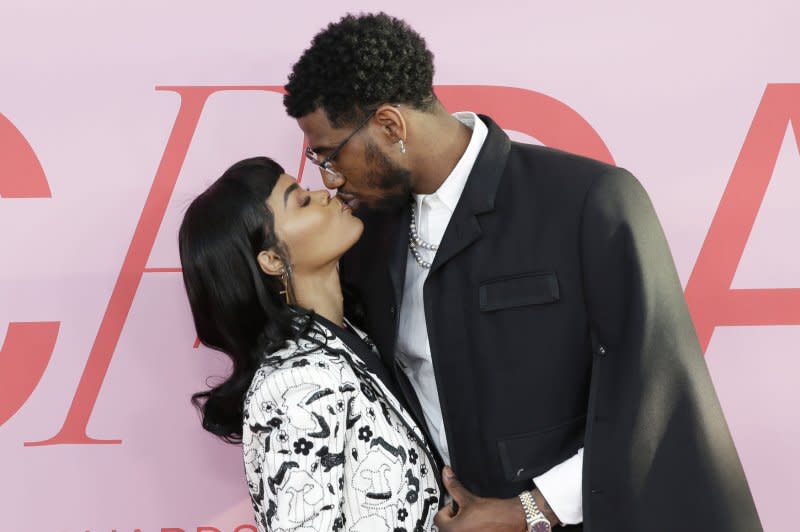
[284,12,437,127]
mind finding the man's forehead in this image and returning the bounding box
[297,107,336,147]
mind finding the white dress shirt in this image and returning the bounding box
[394,111,584,525]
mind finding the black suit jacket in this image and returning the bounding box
[340,115,762,531]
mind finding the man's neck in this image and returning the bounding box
[291,265,344,328]
[410,110,473,195]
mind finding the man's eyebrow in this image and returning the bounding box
[283,183,299,206]
[310,145,333,155]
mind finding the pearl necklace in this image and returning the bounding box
[409,201,438,269]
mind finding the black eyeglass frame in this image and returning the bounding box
[304,110,377,176]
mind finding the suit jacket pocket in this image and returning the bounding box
[497,414,586,482]
[479,271,560,312]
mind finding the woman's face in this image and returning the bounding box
[266,173,363,274]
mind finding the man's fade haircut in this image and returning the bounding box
[284,12,437,127]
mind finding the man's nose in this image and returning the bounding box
[319,167,346,190]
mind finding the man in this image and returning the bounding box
[283,12,762,532]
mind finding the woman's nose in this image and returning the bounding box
[314,189,332,204]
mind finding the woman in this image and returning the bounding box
[178,157,441,532]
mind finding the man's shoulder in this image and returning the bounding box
[507,141,620,182]
[501,142,645,214]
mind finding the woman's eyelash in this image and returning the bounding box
[297,187,311,207]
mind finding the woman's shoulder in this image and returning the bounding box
[244,343,358,417]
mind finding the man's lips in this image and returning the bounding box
[336,192,360,211]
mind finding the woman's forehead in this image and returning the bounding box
[267,174,300,208]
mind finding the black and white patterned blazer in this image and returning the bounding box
[242,316,441,532]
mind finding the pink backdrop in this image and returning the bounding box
[1,1,798,531]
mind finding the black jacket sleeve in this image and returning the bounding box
[579,168,762,531]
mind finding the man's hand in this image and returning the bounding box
[434,467,528,531]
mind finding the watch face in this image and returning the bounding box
[531,521,552,532]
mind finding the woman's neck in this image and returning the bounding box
[290,265,344,327]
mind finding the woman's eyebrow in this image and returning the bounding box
[283,183,299,207]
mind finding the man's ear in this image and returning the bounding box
[374,104,407,145]
[257,249,285,276]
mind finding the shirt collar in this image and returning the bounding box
[414,111,489,213]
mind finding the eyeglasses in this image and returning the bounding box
[304,110,376,177]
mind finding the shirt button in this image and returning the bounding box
[597,345,607,356]
[390,305,396,317]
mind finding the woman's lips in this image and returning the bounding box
[334,195,353,213]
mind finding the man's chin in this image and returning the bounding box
[365,191,411,213]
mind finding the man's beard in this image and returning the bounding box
[364,139,412,212]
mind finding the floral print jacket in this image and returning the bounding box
[242,318,441,532]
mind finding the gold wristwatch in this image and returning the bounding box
[518,490,552,532]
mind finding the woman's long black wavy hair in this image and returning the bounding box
[178,156,311,443]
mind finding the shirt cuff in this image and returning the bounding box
[532,447,583,525]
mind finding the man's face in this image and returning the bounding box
[297,107,412,212]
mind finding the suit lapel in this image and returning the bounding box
[429,213,482,274]
[429,115,511,275]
